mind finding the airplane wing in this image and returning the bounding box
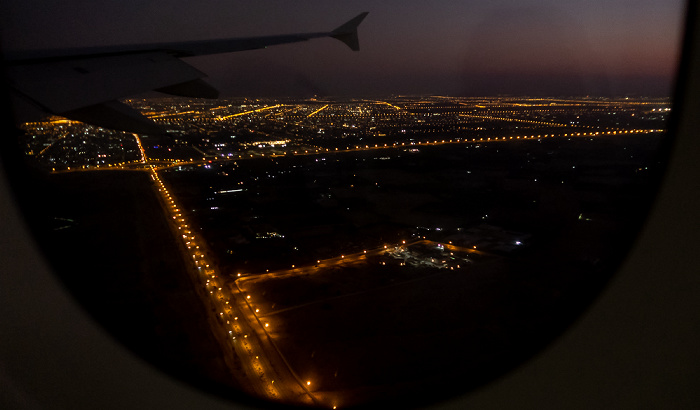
[3,12,368,134]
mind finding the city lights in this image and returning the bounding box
[19,95,670,409]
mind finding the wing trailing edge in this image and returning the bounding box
[62,101,166,135]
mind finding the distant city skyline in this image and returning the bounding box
[1,1,686,97]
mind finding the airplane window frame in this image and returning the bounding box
[1,2,698,409]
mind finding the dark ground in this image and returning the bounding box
[161,134,665,407]
[12,169,242,401]
[6,131,665,409]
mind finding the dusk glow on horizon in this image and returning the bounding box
[1,2,691,409]
[1,1,686,96]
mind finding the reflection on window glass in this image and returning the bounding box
[2,1,685,408]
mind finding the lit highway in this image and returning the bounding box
[149,162,488,407]
[16,96,670,408]
[45,127,663,175]
[148,164,328,407]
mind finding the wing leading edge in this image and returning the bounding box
[5,12,368,134]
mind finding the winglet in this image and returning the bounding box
[330,12,369,51]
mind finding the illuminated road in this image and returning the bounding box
[230,238,489,408]
[23,98,668,409]
[307,104,329,118]
[147,165,326,407]
[237,238,487,288]
[151,128,662,170]
[215,104,286,120]
[46,126,662,175]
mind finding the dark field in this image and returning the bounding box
[234,235,616,407]
[14,170,239,397]
[160,133,664,406]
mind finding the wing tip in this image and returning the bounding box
[331,12,369,51]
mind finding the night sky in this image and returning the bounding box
[0,1,686,97]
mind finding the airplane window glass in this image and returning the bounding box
[1,1,687,408]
